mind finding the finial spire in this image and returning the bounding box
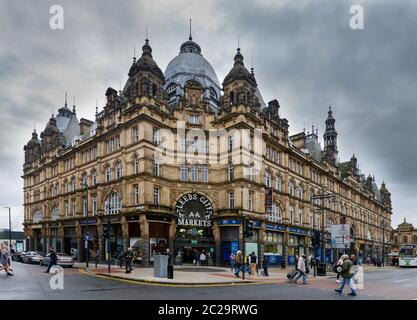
[34,121,36,132]
[146,25,149,41]
[133,42,136,63]
[119,80,122,95]
[237,35,240,50]
[65,91,68,107]
[189,19,192,40]
[95,99,98,116]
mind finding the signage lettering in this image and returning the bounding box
[176,193,213,227]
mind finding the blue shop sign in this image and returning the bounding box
[265,224,286,231]
[252,220,261,228]
[288,227,307,235]
[80,219,96,225]
[218,219,241,225]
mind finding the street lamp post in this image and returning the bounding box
[311,191,337,270]
[106,202,111,273]
[4,207,11,249]
[381,221,385,267]
[240,187,245,280]
[81,181,89,268]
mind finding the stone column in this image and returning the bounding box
[97,218,104,262]
[75,221,82,262]
[168,221,176,254]
[139,214,149,266]
[283,228,289,267]
[258,222,265,262]
[121,215,129,252]
[212,221,221,266]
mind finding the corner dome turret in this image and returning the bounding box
[164,36,221,112]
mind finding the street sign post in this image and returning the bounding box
[331,224,351,249]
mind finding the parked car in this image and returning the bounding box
[12,251,25,262]
[21,251,44,264]
[40,253,75,268]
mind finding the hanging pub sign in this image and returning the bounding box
[176,193,213,227]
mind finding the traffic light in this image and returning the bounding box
[245,219,254,238]
[103,225,108,238]
[312,231,321,247]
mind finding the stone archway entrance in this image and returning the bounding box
[173,193,215,265]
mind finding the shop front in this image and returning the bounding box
[63,226,78,258]
[79,219,97,261]
[218,219,240,266]
[173,193,215,265]
[263,224,285,266]
[287,227,308,265]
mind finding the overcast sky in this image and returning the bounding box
[0,0,416,230]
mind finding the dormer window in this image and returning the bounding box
[209,87,217,101]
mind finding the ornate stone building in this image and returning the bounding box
[392,219,417,252]
[22,34,393,266]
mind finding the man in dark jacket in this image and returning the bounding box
[124,247,135,273]
[45,246,58,273]
[262,256,269,277]
[334,254,357,296]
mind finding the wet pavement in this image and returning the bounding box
[1,261,416,300]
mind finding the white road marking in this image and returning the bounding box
[393,279,410,283]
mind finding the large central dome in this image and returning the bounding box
[164,36,221,111]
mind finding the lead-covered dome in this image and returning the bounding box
[164,36,221,112]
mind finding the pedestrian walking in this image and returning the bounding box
[280,256,286,269]
[334,254,357,296]
[0,244,13,276]
[234,250,242,278]
[249,252,257,277]
[45,246,58,273]
[262,256,269,277]
[199,251,207,266]
[335,255,344,283]
[117,251,124,268]
[229,252,236,271]
[293,254,309,284]
[124,247,135,273]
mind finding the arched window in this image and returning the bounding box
[33,210,42,223]
[51,207,59,220]
[105,192,122,215]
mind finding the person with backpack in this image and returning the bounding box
[45,246,58,273]
[293,254,309,284]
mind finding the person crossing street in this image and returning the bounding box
[293,254,309,284]
[45,246,58,273]
[334,254,357,296]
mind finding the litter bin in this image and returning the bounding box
[167,265,174,279]
[317,263,327,276]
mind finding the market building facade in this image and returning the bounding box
[22,34,394,266]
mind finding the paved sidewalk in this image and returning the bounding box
[76,262,397,285]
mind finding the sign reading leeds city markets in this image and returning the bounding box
[176,193,213,227]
